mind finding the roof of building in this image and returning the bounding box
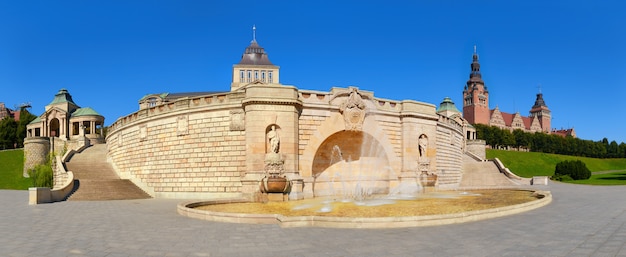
[436,97,461,113]
[553,128,576,138]
[237,40,275,66]
[48,88,78,106]
[140,91,224,102]
[522,116,532,129]
[29,116,41,125]
[71,107,103,117]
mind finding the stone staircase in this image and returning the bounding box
[65,144,151,201]
[459,153,522,188]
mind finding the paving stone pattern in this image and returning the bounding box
[2,182,626,256]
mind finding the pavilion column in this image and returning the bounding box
[90,121,95,135]
[61,118,66,138]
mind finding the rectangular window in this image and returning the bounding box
[268,71,273,83]
[247,70,252,82]
[262,71,266,82]
[240,70,244,81]
[255,70,259,80]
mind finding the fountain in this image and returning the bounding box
[259,125,291,202]
[176,88,552,228]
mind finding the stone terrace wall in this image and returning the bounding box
[296,88,442,196]
[435,115,464,189]
[106,93,246,199]
[23,137,50,177]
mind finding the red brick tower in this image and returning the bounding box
[529,92,551,132]
[462,46,490,125]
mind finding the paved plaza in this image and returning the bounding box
[2,182,626,257]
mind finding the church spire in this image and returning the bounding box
[469,45,483,84]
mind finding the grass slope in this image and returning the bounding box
[487,149,626,178]
[0,149,32,190]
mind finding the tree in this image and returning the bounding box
[16,108,37,148]
[513,129,530,150]
[0,116,18,149]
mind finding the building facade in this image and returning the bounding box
[23,89,105,176]
[462,48,559,134]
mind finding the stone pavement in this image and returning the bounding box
[2,182,626,257]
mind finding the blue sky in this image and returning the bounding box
[0,1,624,143]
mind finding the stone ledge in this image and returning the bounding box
[177,190,552,229]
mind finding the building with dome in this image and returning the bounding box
[23,89,105,175]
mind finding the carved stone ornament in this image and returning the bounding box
[339,88,367,131]
[177,115,189,136]
[229,109,245,131]
[139,125,147,141]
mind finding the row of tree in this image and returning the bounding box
[0,108,37,149]
[473,124,626,159]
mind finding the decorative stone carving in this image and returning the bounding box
[229,109,245,131]
[139,125,147,142]
[418,134,428,160]
[177,115,189,136]
[339,88,366,131]
[261,125,290,197]
[267,125,280,154]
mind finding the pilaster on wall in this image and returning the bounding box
[241,84,303,200]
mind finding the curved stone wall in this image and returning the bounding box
[23,137,50,177]
[106,92,247,199]
[106,85,467,200]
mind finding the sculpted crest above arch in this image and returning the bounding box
[331,87,370,131]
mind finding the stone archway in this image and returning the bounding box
[49,118,60,137]
[310,130,392,197]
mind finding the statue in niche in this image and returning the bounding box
[339,88,366,131]
[418,134,428,159]
[268,125,280,154]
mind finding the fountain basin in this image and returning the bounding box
[177,189,551,228]
[260,176,290,193]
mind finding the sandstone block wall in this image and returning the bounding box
[466,140,487,160]
[107,93,247,199]
[107,86,467,199]
[435,116,464,189]
[23,137,50,177]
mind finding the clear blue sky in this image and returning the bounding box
[1,1,624,143]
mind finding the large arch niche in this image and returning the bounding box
[49,118,60,137]
[311,130,392,197]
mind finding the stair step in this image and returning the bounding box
[66,144,151,201]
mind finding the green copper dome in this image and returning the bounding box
[437,97,461,113]
[48,88,78,106]
[71,107,102,117]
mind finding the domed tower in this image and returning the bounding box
[462,46,490,125]
[529,92,551,132]
[231,26,280,91]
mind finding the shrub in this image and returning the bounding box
[28,164,53,188]
[553,160,591,180]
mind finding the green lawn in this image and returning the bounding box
[568,170,626,185]
[488,149,626,185]
[0,149,32,190]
